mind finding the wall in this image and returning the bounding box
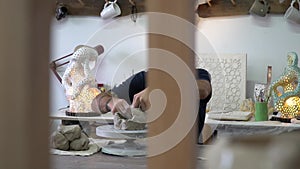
[196,15,300,98]
[50,15,148,113]
[50,13,300,112]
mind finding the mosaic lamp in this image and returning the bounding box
[269,52,300,119]
[50,45,104,116]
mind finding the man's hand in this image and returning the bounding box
[107,98,133,119]
[132,88,150,111]
[109,98,129,114]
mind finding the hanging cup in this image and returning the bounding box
[249,0,270,17]
[100,0,121,19]
[284,0,300,24]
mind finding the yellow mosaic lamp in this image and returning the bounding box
[269,52,300,119]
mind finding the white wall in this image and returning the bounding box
[50,13,300,112]
[50,15,148,113]
[196,15,300,98]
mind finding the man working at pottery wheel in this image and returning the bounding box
[91,69,212,141]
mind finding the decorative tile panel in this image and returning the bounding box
[195,53,247,111]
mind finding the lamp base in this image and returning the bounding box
[65,111,101,117]
[270,116,292,123]
[269,112,300,123]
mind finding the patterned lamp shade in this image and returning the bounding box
[269,52,300,119]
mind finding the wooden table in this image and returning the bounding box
[205,116,300,138]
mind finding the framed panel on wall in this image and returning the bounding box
[195,53,247,111]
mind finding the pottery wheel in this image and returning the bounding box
[96,125,147,157]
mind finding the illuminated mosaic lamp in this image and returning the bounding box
[269,52,300,119]
[50,45,104,116]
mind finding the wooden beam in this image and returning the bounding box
[197,0,292,18]
[55,0,145,16]
[0,0,50,168]
[147,0,197,169]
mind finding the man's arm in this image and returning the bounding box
[91,92,131,114]
[131,69,212,111]
[91,92,112,114]
[92,69,212,113]
[92,71,147,114]
[197,79,212,100]
[197,68,212,101]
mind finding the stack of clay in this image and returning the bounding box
[51,125,89,151]
[114,108,147,130]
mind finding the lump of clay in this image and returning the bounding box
[114,108,147,130]
[70,132,90,151]
[131,108,147,123]
[51,131,69,151]
[58,125,81,141]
